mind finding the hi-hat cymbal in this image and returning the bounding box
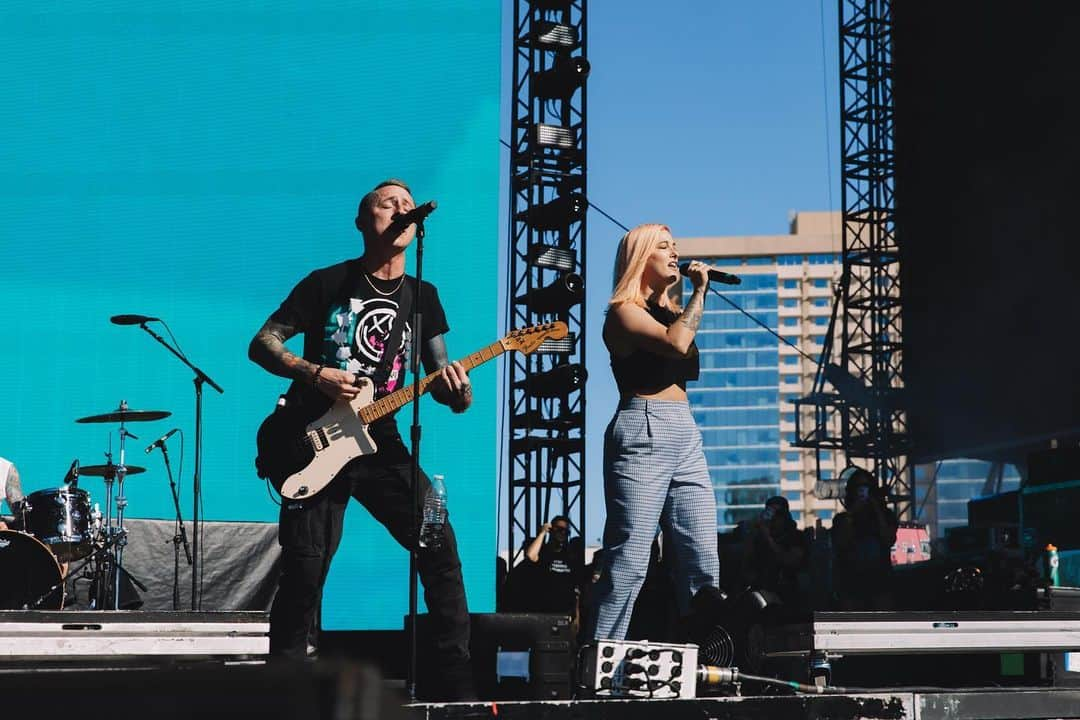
[78,464,146,478]
[76,408,171,424]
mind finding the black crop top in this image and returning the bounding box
[608,303,700,395]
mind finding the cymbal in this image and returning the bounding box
[76,409,171,424]
[78,464,146,478]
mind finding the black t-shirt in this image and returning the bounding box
[270,258,449,431]
[532,542,580,613]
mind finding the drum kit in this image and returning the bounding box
[0,401,174,611]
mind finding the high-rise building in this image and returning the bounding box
[677,211,845,532]
[678,211,1020,537]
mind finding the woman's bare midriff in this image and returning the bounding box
[622,383,687,403]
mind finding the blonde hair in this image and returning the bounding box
[609,223,678,309]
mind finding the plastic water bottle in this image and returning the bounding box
[419,474,447,549]
[1045,543,1060,587]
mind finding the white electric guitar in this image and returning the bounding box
[255,321,567,499]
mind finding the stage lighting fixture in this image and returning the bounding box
[529,0,572,11]
[515,362,586,398]
[813,478,846,500]
[513,409,584,432]
[528,244,577,272]
[522,192,588,232]
[535,56,590,99]
[533,21,578,48]
[536,123,575,149]
[516,272,583,314]
[511,436,584,457]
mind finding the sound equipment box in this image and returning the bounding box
[408,612,575,701]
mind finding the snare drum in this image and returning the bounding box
[24,487,92,562]
[0,530,64,609]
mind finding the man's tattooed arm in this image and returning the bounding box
[677,286,706,333]
[248,318,318,382]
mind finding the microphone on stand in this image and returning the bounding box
[145,428,180,454]
[391,200,438,230]
[111,314,159,325]
[62,459,79,485]
[678,262,742,285]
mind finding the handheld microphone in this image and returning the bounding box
[678,262,742,285]
[392,200,438,229]
[111,314,159,325]
[62,458,79,485]
[145,427,180,454]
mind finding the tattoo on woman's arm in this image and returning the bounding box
[678,289,705,332]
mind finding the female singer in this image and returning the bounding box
[588,223,720,640]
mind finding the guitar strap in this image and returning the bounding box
[370,276,414,389]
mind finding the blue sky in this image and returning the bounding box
[498,1,842,545]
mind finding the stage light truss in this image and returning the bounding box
[793,0,912,518]
[507,0,588,568]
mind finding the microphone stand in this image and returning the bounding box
[407,217,427,702]
[155,440,192,610]
[135,322,223,610]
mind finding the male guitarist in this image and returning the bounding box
[248,178,474,699]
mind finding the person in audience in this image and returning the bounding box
[831,466,899,610]
[735,496,808,610]
[509,515,582,616]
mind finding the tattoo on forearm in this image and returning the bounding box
[251,320,316,381]
[678,289,705,332]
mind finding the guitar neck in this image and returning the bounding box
[357,340,506,424]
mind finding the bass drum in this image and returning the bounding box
[0,530,64,610]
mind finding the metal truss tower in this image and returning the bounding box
[794,0,911,517]
[506,0,588,564]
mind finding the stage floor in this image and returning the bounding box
[409,688,1080,720]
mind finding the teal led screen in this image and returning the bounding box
[0,1,501,629]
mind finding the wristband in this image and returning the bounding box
[312,365,325,387]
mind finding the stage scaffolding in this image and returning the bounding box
[506,0,588,564]
[794,0,912,517]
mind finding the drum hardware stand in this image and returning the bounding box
[26,529,146,610]
[24,577,65,611]
[92,410,135,611]
[131,319,223,610]
[152,436,191,611]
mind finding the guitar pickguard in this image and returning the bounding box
[277,383,378,499]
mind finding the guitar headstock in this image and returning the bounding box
[500,321,569,355]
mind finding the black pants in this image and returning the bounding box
[269,431,471,674]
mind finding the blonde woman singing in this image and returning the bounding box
[588,223,719,640]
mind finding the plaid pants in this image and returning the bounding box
[589,398,719,640]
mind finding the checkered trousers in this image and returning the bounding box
[589,397,720,641]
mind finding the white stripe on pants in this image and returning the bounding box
[590,397,719,640]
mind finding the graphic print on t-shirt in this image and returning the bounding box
[323,295,411,396]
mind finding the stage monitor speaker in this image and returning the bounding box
[409,612,575,701]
